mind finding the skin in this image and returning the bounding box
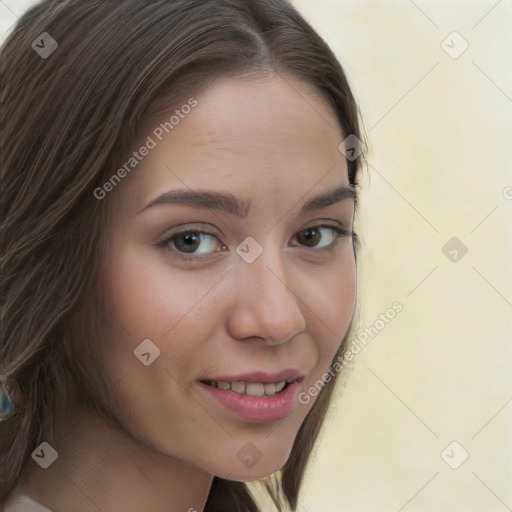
[10,71,357,511]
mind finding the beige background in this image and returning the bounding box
[2,1,511,511]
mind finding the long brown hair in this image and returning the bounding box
[0,0,365,509]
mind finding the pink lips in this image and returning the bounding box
[198,369,304,422]
[200,380,300,422]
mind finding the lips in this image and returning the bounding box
[198,369,305,422]
[199,369,303,396]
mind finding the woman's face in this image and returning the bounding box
[97,72,357,480]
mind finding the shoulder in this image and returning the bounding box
[2,494,53,512]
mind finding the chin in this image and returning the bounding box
[208,436,294,482]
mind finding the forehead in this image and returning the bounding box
[109,73,349,216]
[183,73,342,158]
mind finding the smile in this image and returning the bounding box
[200,379,289,397]
[198,370,304,422]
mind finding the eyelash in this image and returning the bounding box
[156,223,356,262]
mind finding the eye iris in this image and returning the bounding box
[175,233,200,253]
[298,228,321,247]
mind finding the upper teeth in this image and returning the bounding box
[205,380,288,396]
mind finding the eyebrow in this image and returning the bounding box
[137,184,355,217]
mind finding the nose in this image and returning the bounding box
[226,245,307,346]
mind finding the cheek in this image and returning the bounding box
[95,248,218,438]
[304,253,356,344]
[327,263,356,329]
[95,244,188,386]
[300,254,356,384]
[99,243,204,341]
[96,242,228,389]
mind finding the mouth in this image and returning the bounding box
[198,370,304,422]
[199,379,293,397]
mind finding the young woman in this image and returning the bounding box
[1,0,366,510]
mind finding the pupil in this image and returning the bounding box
[177,233,199,252]
[300,228,320,246]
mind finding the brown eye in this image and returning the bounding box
[158,230,223,259]
[296,227,322,247]
[173,232,202,253]
[294,225,348,249]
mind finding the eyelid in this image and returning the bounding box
[156,221,354,261]
[289,223,352,250]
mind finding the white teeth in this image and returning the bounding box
[245,383,265,397]
[231,381,245,394]
[275,381,286,392]
[264,383,276,396]
[206,379,288,396]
